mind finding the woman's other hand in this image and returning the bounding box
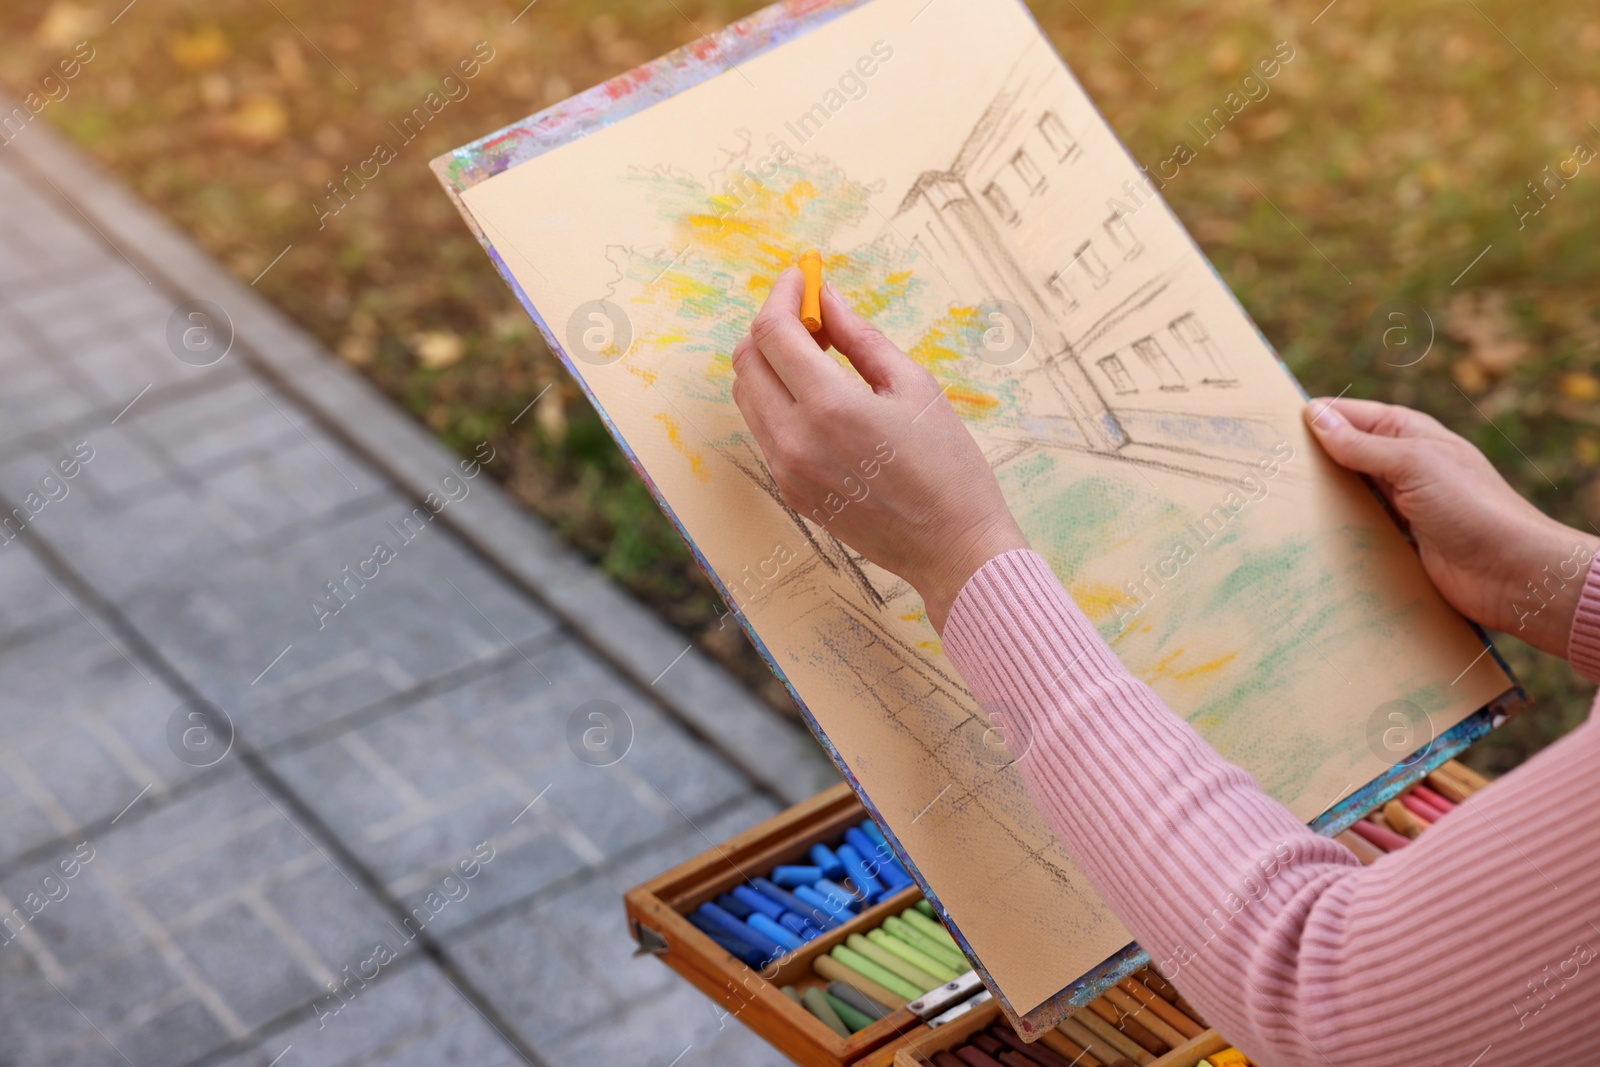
[731,268,1028,631]
[1306,396,1598,657]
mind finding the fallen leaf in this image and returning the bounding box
[33,2,97,49]
[536,388,567,442]
[1445,291,1528,380]
[169,26,231,72]
[226,93,289,145]
[410,331,465,369]
[338,335,374,366]
[1450,358,1491,396]
[1559,371,1600,402]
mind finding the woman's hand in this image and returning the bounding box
[1305,396,1598,658]
[731,268,1028,631]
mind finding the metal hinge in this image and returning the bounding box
[907,971,989,1026]
[630,919,669,957]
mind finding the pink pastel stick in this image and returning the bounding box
[1351,818,1411,852]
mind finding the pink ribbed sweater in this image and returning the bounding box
[942,550,1600,1067]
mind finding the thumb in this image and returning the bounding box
[819,282,915,392]
[1304,398,1408,478]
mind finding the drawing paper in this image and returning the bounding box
[437,0,1513,1021]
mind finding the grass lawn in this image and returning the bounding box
[4,0,1596,774]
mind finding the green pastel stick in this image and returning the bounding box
[827,980,890,1019]
[780,984,803,1005]
[913,899,935,918]
[830,944,924,1001]
[902,908,961,954]
[824,991,875,1033]
[867,929,959,983]
[845,933,941,992]
[801,986,851,1038]
[882,915,967,974]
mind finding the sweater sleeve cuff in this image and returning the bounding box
[1568,554,1600,683]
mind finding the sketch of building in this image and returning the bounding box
[892,49,1268,481]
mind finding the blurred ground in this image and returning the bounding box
[2,0,1597,769]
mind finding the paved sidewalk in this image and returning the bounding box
[0,116,834,1067]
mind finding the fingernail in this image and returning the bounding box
[1305,399,1345,432]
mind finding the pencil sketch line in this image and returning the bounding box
[1451,383,1557,489]
[1451,243,1493,287]
[1244,179,1350,285]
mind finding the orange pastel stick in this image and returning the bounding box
[798,249,823,332]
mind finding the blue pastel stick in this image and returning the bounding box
[795,884,853,922]
[809,843,847,880]
[716,892,754,918]
[874,856,913,893]
[748,912,804,951]
[686,912,767,967]
[694,902,784,960]
[753,877,842,930]
[854,822,915,890]
[844,828,882,866]
[836,844,885,904]
[859,821,891,852]
[772,864,824,888]
[732,884,787,922]
[814,878,862,912]
[777,911,823,941]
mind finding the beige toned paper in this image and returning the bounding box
[457,0,1510,1014]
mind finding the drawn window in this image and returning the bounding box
[983,180,1019,225]
[1038,110,1078,161]
[1098,354,1138,394]
[1133,336,1185,390]
[1104,207,1144,261]
[1169,312,1236,384]
[1010,149,1046,194]
[1072,240,1111,289]
[909,235,931,266]
[1046,270,1080,311]
[923,220,950,255]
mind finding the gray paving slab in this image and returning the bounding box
[0,95,837,1066]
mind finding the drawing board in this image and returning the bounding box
[434,0,1519,1032]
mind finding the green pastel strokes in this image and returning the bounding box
[830,944,924,1001]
